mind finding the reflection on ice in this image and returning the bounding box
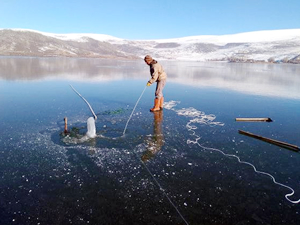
[142,110,165,162]
[1,57,300,99]
[167,62,300,99]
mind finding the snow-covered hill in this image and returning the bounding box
[1,28,300,63]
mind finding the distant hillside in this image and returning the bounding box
[1,29,300,63]
[0,29,137,59]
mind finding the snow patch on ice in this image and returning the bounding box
[164,101,224,127]
[164,101,180,110]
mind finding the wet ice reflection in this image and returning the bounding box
[142,110,165,162]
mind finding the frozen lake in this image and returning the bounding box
[1,57,300,224]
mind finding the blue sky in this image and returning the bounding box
[1,0,299,40]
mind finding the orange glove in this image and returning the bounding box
[146,82,151,87]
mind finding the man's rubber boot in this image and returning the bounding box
[159,97,164,110]
[150,98,160,112]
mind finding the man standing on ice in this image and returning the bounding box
[144,55,167,112]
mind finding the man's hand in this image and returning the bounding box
[146,82,151,87]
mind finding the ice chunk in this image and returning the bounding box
[86,117,96,138]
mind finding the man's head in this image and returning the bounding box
[144,55,153,65]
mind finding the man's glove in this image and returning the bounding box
[146,82,151,87]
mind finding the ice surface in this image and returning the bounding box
[2,62,300,224]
